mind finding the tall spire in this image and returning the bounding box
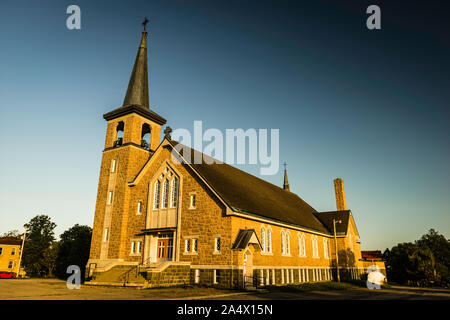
[122,18,150,109]
[283,162,290,191]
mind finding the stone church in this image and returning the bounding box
[86,26,383,288]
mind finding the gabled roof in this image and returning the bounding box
[169,140,331,234]
[312,210,351,235]
[232,229,262,250]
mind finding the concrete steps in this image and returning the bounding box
[90,265,146,285]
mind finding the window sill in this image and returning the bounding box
[213,251,221,255]
[188,207,196,210]
[260,252,273,256]
[281,254,292,257]
[183,252,198,256]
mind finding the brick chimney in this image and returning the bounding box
[334,178,347,211]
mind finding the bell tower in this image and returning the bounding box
[88,20,166,269]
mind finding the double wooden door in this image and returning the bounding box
[157,237,173,261]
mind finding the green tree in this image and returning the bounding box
[416,229,450,282]
[1,230,21,237]
[385,229,450,286]
[42,242,59,277]
[22,215,57,277]
[385,242,420,285]
[55,224,92,281]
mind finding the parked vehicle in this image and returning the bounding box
[0,272,17,279]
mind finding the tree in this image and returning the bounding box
[22,215,57,277]
[1,230,21,237]
[416,229,450,281]
[42,242,59,277]
[55,224,92,281]
[385,229,450,286]
[385,242,420,285]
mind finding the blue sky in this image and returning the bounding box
[0,0,449,250]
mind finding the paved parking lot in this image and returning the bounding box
[1,279,449,300]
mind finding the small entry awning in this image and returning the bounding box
[139,227,176,236]
[232,229,262,251]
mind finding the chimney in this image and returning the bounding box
[334,178,347,211]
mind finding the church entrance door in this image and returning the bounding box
[157,235,173,262]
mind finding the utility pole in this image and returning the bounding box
[16,227,27,277]
[333,219,342,282]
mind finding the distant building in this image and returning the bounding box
[0,237,25,276]
[361,250,386,274]
[86,25,385,288]
[361,250,383,261]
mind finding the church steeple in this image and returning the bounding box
[283,162,290,191]
[122,20,149,108]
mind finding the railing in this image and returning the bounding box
[120,256,154,285]
[243,273,267,290]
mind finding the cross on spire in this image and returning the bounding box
[142,17,149,31]
[164,126,172,140]
[122,19,150,108]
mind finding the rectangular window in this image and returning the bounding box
[104,228,109,242]
[185,239,191,252]
[136,241,141,254]
[192,238,198,253]
[111,159,117,173]
[11,248,16,255]
[213,270,219,284]
[137,201,142,215]
[190,194,196,209]
[195,269,200,284]
[108,191,113,205]
[0,247,2,255]
[214,237,221,253]
[131,242,135,254]
[8,261,13,269]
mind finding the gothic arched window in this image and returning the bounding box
[170,177,179,208]
[298,233,306,257]
[162,179,169,208]
[286,231,291,255]
[260,226,266,253]
[153,180,161,209]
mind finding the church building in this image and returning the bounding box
[86,25,383,288]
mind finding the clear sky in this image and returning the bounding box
[0,0,449,251]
